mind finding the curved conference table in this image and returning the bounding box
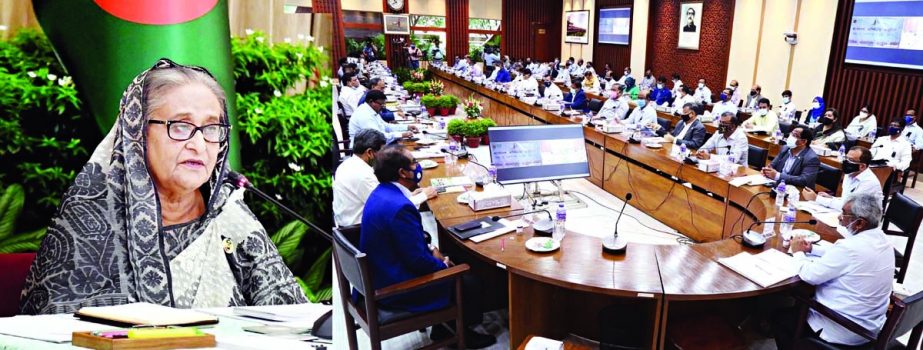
[420,68,843,349]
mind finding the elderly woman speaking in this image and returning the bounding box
[19,59,307,314]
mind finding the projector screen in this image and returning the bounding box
[598,7,631,45]
[487,124,590,185]
[845,0,923,70]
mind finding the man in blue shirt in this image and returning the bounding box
[651,76,673,107]
[361,145,496,348]
[493,62,511,83]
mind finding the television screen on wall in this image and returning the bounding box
[845,0,923,70]
[598,7,631,45]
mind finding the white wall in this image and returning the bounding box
[470,0,502,20]
[561,0,595,62]
[342,0,383,12]
[726,0,838,109]
[411,0,446,16]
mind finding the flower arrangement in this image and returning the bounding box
[411,70,425,82]
[428,80,444,95]
[463,94,482,119]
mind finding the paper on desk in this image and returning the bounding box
[524,336,565,350]
[794,201,839,215]
[412,150,445,159]
[0,314,112,343]
[470,219,516,243]
[718,249,797,288]
[233,303,332,324]
[729,174,774,187]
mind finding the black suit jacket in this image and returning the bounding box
[769,146,821,189]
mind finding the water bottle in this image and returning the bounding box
[488,165,497,184]
[781,203,796,237]
[679,143,689,159]
[774,129,783,142]
[774,180,787,209]
[837,144,846,162]
[868,128,877,141]
[553,203,567,242]
[447,141,458,164]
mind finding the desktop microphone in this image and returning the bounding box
[602,193,632,254]
[421,130,448,139]
[741,219,817,247]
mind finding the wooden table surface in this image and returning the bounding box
[426,68,847,349]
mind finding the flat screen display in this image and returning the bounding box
[598,7,631,45]
[845,0,923,70]
[487,124,590,185]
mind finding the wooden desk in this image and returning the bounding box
[429,68,843,349]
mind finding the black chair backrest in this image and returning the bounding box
[333,225,371,297]
[817,163,843,193]
[884,192,923,238]
[794,110,802,123]
[626,107,634,117]
[589,99,603,113]
[657,117,672,132]
[748,145,768,169]
[779,121,794,136]
[887,291,923,343]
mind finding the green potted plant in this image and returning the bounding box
[479,118,497,145]
[447,119,465,143]
[420,95,439,116]
[463,120,485,148]
[437,95,452,116]
[445,95,461,115]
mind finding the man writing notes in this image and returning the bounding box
[348,90,418,147]
[870,119,913,172]
[695,112,749,166]
[762,126,820,189]
[802,146,882,210]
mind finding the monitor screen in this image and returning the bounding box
[845,0,923,70]
[598,7,631,45]
[487,124,590,184]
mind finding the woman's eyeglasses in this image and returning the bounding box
[148,119,231,143]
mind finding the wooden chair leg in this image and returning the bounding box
[907,323,922,350]
[344,311,359,350]
[455,277,466,350]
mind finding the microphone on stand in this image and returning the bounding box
[742,219,817,247]
[602,193,632,254]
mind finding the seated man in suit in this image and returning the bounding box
[761,126,820,189]
[361,145,495,348]
[774,193,893,349]
[658,102,707,149]
[695,112,749,166]
[563,78,587,112]
[802,146,882,210]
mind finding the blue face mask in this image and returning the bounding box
[636,99,647,108]
[906,115,915,125]
[412,163,423,184]
[719,93,728,102]
[889,126,901,136]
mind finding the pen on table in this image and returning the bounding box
[500,238,505,251]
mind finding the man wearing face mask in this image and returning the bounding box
[811,108,847,148]
[517,68,539,96]
[348,90,418,147]
[617,66,633,85]
[333,130,434,227]
[901,109,923,150]
[670,73,684,98]
[870,120,913,171]
[362,145,497,348]
[652,76,673,107]
[624,91,658,126]
[779,90,797,122]
[541,74,564,101]
[692,78,712,105]
[844,104,877,139]
[741,98,779,134]
[639,69,656,91]
[775,193,893,348]
[582,70,601,93]
[802,146,882,210]
[598,85,630,120]
[762,126,820,188]
[728,80,741,106]
[672,86,696,115]
[659,102,706,149]
[696,112,749,166]
[745,84,763,110]
[711,88,738,118]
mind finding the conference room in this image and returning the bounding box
[332,0,923,349]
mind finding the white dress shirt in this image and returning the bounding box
[639,75,656,91]
[779,101,798,122]
[599,96,630,120]
[624,104,658,126]
[711,101,739,118]
[815,168,883,210]
[672,94,696,114]
[902,123,923,151]
[845,115,878,138]
[517,77,539,96]
[793,227,894,346]
[338,85,365,116]
[693,85,712,105]
[699,127,749,165]
[729,87,742,107]
[333,156,379,226]
[348,103,408,147]
[871,135,913,171]
[671,79,684,97]
[543,83,563,101]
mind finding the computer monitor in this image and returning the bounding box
[487,124,590,184]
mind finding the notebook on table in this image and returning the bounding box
[75,302,219,327]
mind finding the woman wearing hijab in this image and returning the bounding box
[624,77,640,100]
[800,96,826,125]
[20,59,307,314]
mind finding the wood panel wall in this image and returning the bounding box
[445,0,470,61]
[824,0,923,127]
[501,0,563,62]
[313,0,346,64]
[592,0,633,75]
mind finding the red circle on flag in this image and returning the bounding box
[93,0,218,25]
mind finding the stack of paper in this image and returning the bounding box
[729,174,774,187]
[469,219,517,243]
[0,314,112,343]
[717,249,797,287]
[75,302,218,326]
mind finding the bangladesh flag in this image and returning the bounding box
[32,0,240,167]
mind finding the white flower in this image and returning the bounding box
[288,162,302,172]
[245,28,254,36]
[305,35,314,42]
[273,90,282,97]
[57,76,73,87]
[295,52,303,59]
[284,37,292,43]
[26,71,36,78]
[0,25,8,31]
[318,46,324,53]
[297,34,305,40]
[319,79,329,88]
[275,194,283,200]
[256,36,265,43]
[253,107,263,114]
[47,73,58,81]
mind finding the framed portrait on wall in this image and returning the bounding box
[678,2,702,50]
[564,10,591,44]
[383,14,411,35]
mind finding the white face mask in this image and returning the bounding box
[698,83,705,89]
[657,83,664,89]
[812,102,821,109]
[786,136,798,148]
[759,108,769,116]
[836,219,859,238]
[782,97,790,104]
[859,111,869,118]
